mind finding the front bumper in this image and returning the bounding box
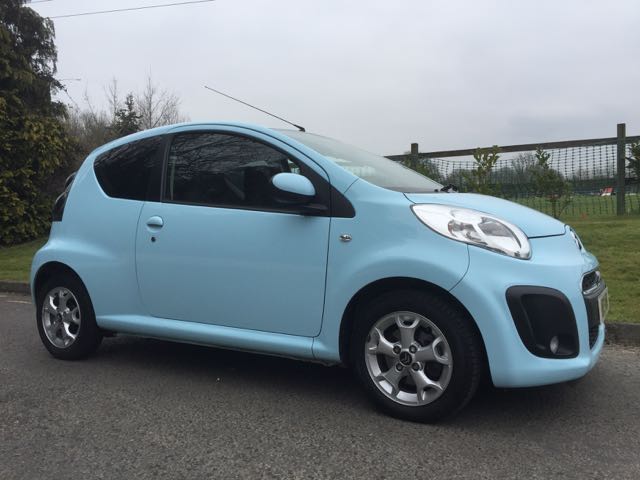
[450,230,604,388]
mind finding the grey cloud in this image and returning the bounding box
[34,0,640,155]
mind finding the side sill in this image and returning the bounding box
[97,315,316,362]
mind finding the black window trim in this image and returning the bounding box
[158,129,354,218]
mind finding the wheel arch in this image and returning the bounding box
[338,277,488,368]
[33,261,87,300]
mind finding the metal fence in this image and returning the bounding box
[387,123,640,219]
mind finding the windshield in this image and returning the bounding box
[278,130,442,193]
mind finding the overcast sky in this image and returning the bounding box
[31,0,640,155]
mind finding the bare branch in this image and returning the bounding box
[104,78,121,121]
[136,74,187,129]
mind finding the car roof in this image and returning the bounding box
[91,122,293,157]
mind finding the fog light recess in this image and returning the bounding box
[506,286,579,359]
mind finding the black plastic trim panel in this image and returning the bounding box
[506,286,579,359]
[52,172,77,222]
[583,281,606,348]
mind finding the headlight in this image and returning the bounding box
[411,204,531,260]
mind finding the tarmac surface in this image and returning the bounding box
[1,292,639,479]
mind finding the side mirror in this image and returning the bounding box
[271,172,316,205]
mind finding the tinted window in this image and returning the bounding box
[165,132,303,209]
[94,136,164,201]
[279,130,442,193]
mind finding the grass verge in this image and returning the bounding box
[0,238,46,282]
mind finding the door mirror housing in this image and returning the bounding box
[271,172,316,205]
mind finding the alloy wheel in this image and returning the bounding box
[41,287,81,349]
[364,311,453,406]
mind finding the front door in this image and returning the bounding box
[135,128,331,337]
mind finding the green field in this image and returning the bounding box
[1,216,639,322]
[514,194,640,218]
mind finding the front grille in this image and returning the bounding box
[589,324,599,348]
[582,270,601,294]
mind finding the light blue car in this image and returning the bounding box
[31,122,608,422]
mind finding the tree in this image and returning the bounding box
[0,0,73,245]
[510,152,538,185]
[463,146,500,194]
[62,76,185,170]
[63,100,113,169]
[112,94,140,136]
[531,147,572,219]
[136,75,186,129]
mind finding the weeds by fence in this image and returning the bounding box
[388,124,640,219]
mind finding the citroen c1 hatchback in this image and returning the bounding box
[31,122,608,422]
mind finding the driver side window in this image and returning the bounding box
[164,132,301,210]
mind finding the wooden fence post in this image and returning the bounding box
[407,142,419,168]
[616,123,626,216]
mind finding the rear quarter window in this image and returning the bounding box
[93,136,164,201]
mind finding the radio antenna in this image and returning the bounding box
[204,85,306,132]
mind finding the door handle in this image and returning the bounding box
[146,216,164,230]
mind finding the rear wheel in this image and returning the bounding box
[36,273,102,360]
[351,289,483,422]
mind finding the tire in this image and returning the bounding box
[351,289,483,422]
[36,272,102,360]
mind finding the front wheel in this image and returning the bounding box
[351,289,483,422]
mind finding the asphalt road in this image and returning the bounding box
[1,292,639,480]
